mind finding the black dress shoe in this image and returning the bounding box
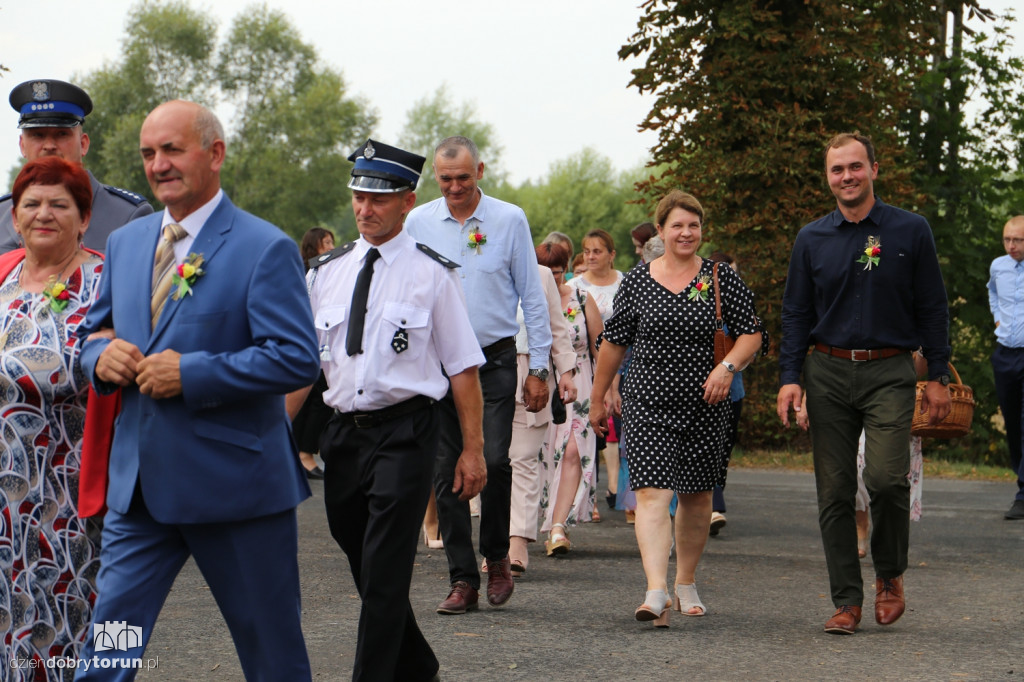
[305,466,324,480]
[1005,499,1024,520]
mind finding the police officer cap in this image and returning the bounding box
[347,139,425,193]
[9,79,93,129]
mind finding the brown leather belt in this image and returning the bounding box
[813,343,908,362]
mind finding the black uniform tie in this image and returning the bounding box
[346,248,380,356]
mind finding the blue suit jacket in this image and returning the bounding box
[80,195,319,524]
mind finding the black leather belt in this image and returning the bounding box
[481,336,516,361]
[814,343,908,362]
[335,395,435,429]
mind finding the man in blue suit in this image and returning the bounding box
[75,100,319,680]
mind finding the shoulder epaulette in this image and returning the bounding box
[103,185,148,205]
[308,241,356,269]
[416,242,460,269]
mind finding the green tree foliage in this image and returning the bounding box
[904,4,1024,463]
[76,1,376,240]
[621,0,939,448]
[621,1,1024,458]
[215,6,375,236]
[504,148,649,268]
[397,84,505,205]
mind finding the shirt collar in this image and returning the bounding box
[160,189,224,239]
[438,187,488,225]
[354,230,411,266]
[828,195,885,228]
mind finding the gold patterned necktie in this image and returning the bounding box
[151,223,188,329]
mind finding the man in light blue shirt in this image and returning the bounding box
[406,136,552,613]
[988,215,1024,520]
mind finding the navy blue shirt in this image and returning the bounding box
[779,198,950,384]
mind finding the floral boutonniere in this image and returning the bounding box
[171,253,205,300]
[857,236,881,270]
[687,275,712,303]
[564,304,579,322]
[467,228,487,253]
[43,276,71,313]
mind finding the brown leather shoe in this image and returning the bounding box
[486,556,515,607]
[824,605,862,634]
[875,575,905,625]
[436,581,478,615]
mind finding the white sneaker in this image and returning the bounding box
[709,512,727,536]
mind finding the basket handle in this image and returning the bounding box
[946,361,963,386]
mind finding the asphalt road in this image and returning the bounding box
[131,468,1023,681]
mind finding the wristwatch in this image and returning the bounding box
[720,360,736,373]
[528,368,549,382]
[935,374,951,386]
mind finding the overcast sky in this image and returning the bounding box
[0,1,658,187]
[1,1,1019,191]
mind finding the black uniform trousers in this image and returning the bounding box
[322,402,440,682]
[434,343,517,588]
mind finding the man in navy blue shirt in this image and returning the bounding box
[777,132,951,635]
[988,215,1024,520]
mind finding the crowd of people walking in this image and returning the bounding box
[0,77,1021,682]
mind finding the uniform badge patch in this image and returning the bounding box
[391,328,409,354]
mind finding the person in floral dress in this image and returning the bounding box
[537,243,602,556]
[0,157,104,678]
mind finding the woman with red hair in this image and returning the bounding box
[0,156,107,671]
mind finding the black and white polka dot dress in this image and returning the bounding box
[603,258,760,494]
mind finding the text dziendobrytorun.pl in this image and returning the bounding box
[8,656,159,672]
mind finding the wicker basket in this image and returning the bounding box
[910,362,974,438]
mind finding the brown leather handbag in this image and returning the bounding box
[712,262,734,364]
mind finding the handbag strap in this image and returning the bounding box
[713,261,724,330]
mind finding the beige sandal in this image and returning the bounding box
[545,523,571,557]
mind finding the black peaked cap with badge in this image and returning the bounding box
[348,139,425,193]
[0,78,154,256]
[9,79,93,129]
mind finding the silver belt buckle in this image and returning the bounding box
[849,349,870,361]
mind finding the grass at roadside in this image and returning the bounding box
[733,448,1015,482]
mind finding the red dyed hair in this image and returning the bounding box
[12,156,93,222]
[535,241,569,270]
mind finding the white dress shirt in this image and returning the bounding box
[157,189,224,263]
[308,230,484,413]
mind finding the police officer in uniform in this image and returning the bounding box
[0,79,152,254]
[287,139,486,681]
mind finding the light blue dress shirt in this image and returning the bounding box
[988,254,1024,348]
[406,189,552,370]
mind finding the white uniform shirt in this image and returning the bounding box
[308,230,484,413]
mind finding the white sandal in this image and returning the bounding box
[674,583,707,617]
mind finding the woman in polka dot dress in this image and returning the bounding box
[590,190,766,627]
